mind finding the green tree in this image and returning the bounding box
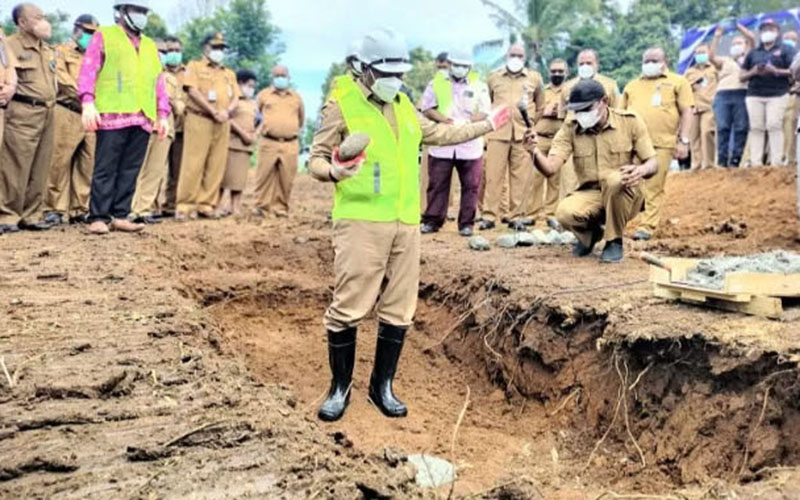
[143,12,170,40]
[320,61,347,99]
[403,46,436,104]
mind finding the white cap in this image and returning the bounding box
[447,48,473,66]
[114,0,150,12]
[360,28,413,74]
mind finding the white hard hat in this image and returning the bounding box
[360,28,413,74]
[114,0,150,12]
[447,48,473,66]
[346,39,362,61]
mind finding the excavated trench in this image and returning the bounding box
[193,238,800,497]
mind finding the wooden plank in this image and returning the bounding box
[655,282,752,303]
[652,284,784,319]
[724,272,800,297]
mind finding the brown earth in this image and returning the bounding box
[1,167,799,499]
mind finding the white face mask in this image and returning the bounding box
[576,105,601,129]
[242,86,255,99]
[371,76,403,102]
[208,49,224,64]
[761,31,778,44]
[450,65,470,80]
[642,61,662,78]
[730,44,746,57]
[125,11,148,32]
[506,56,524,73]
[578,64,595,80]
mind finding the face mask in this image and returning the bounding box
[576,105,601,129]
[450,65,470,80]
[208,49,224,64]
[730,44,745,57]
[371,75,403,102]
[506,56,524,73]
[242,86,255,99]
[578,64,595,80]
[695,53,709,65]
[165,51,182,66]
[125,11,148,32]
[31,19,51,40]
[642,62,662,78]
[77,32,92,50]
[159,52,168,65]
[550,74,565,86]
[273,76,289,89]
[785,39,797,48]
[761,31,778,44]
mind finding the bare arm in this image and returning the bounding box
[710,26,725,69]
[523,129,564,177]
[230,119,253,145]
[737,22,757,48]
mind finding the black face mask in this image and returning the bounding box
[550,74,565,86]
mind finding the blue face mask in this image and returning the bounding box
[77,32,92,50]
[695,53,709,65]
[785,39,797,48]
[273,76,289,90]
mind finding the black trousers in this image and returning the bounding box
[89,127,150,223]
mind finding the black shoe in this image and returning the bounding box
[369,323,408,418]
[43,212,63,225]
[161,209,176,218]
[478,220,495,231]
[519,217,534,226]
[508,220,526,232]
[19,221,53,231]
[69,213,89,224]
[459,226,474,237]
[420,222,439,234]
[546,217,563,231]
[501,217,509,224]
[133,215,162,225]
[318,328,357,422]
[572,226,603,257]
[0,224,19,234]
[632,229,652,241]
[600,239,624,263]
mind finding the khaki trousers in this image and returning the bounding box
[0,101,55,225]
[484,139,532,222]
[746,94,789,167]
[255,137,299,216]
[45,105,95,217]
[132,133,172,217]
[639,147,674,234]
[556,171,644,247]
[690,110,716,169]
[783,94,799,167]
[323,219,420,332]
[176,113,230,214]
[162,132,183,211]
[527,137,561,218]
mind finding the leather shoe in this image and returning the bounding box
[88,221,110,234]
[459,226,474,237]
[0,224,19,234]
[508,220,527,232]
[110,219,145,232]
[478,220,495,231]
[519,217,534,226]
[43,212,63,225]
[19,221,53,231]
[547,217,563,231]
[420,222,438,234]
[600,239,624,263]
[572,226,603,257]
[133,215,161,225]
[632,229,652,241]
[69,214,88,224]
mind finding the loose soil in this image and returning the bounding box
[2,167,799,499]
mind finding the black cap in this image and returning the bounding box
[75,14,99,30]
[566,79,606,111]
[203,32,227,48]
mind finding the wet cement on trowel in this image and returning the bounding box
[685,251,800,290]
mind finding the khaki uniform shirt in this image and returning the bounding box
[256,87,304,139]
[183,57,238,115]
[549,108,656,189]
[0,32,19,88]
[684,63,718,112]
[7,31,56,104]
[559,73,620,118]
[167,65,187,131]
[486,67,544,141]
[54,39,83,106]
[620,71,694,149]
[716,57,747,91]
[536,83,567,138]
[309,80,493,182]
[229,97,258,152]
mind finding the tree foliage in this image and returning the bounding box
[143,12,170,40]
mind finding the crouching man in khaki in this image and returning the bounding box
[307,28,510,423]
[524,80,658,263]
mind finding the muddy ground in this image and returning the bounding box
[2,167,800,499]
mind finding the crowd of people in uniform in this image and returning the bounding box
[0,1,305,236]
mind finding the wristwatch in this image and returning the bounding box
[679,137,690,145]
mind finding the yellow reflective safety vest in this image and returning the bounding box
[333,85,423,225]
[432,70,481,117]
[328,73,358,101]
[95,25,162,121]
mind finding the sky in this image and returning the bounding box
[28,0,517,117]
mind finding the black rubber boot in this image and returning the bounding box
[369,323,408,418]
[318,328,356,422]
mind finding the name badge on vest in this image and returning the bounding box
[208,90,217,102]
[651,90,662,107]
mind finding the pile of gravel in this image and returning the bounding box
[685,251,800,290]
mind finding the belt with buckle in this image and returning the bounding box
[56,100,82,114]
[12,94,50,108]
[264,133,297,142]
